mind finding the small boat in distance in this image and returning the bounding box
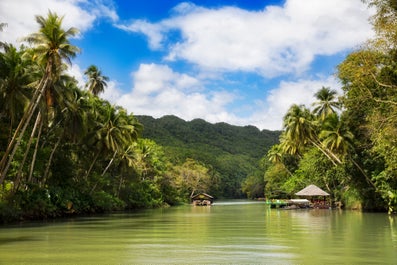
[191,193,214,206]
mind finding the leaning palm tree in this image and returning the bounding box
[267,144,283,164]
[283,104,315,149]
[319,113,353,156]
[40,77,87,185]
[84,65,109,96]
[267,143,294,177]
[87,104,142,194]
[319,113,375,188]
[312,87,341,121]
[282,104,341,165]
[0,11,80,184]
[0,44,31,138]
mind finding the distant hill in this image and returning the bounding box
[136,115,281,198]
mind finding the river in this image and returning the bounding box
[0,200,396,264]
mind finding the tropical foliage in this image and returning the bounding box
[136,115,280,198]
[0,12,236,223]
[1,0,396,222]
[262,0,397,214]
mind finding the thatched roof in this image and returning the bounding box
[191,193,213,200]
[295,184,329,196]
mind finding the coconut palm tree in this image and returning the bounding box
[84,65,109,96]
[87,103,142,193]
[319,113,353,156]
[0,44,31,138]
[282,104,341,165]
[267,144,283,164]
[319,113,375,188]
[0,11,79,184]
[267,143,294,177]
[40,77,88,184]
[100,107,141,175]
[312,87,341,121]
[283,104,314,148]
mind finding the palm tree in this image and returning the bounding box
[98,107,141,177]
[114,144,136,197]
[0,44,31,138]
[60,81,89,143]
[25,12,80,126]
[312,87,340,121]
[84,65,109,96]
[85,101,141,193]
[282,104,341,165]
[267,144,283,164]
[283,104,314,152]
[319,113,353,156]
[0,11,79,184]
[41,78,88,184]
[319,113,375,188]
[267,144,294,176]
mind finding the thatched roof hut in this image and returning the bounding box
[295,184,329,196]
[191,193,214,206]
[191,193,213,201]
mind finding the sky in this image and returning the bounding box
[0,0,375,131]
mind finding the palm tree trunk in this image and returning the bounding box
[0,76,50,184]
[13,112,42,192]
[42,135,62,185]
[0,91,40,183]
[30,117,44,185]
[116,175,124,197]
[351,159,376,189]
[313,135,343,164]
[309,139,339,166]
[85,151,100,180]
[90,150,117,195]
[101,150,117,177]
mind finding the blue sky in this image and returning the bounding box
[0,0,374,130]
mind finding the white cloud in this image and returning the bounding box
[244,76,341,130]
[120,0,373,77]
[0,0,375,131]
[102,63,238,122]
[67,63,85,87]
[100,63,341,131]
[101,80,123,103]
[116,20,165,50]
[112,0,373,130]
[0,0,117,44]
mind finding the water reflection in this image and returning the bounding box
[0,201,396,264]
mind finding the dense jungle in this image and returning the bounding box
[1,0,397,223]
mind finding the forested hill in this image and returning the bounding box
[136,115,281,198]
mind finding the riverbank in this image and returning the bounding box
[0,188,180,225]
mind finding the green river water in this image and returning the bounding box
[0,200,396,264]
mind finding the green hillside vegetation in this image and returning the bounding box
[137,115,277,158]
[136,115,280,198]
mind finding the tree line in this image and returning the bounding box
[0,12,230,223]
[260,0,397,214]
[1,0,395,222]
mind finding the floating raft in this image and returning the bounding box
[266,199,311,209]
[266,199,289,208]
